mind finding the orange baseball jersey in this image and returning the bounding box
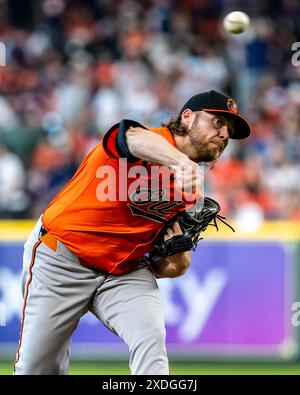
[42,120,191,274]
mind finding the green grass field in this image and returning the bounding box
[1,361,300,375]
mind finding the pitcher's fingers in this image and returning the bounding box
[172,221,183,235]
[164,227,174,241]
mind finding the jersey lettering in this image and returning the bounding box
[128,188,182,223]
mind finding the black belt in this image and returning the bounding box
[38,225,47,239]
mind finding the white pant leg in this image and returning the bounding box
[90,266,169,375]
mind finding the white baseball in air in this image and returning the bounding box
[223,11,250,34]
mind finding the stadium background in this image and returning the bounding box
[0,0,300,374]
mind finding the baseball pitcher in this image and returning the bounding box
[14,90,251,375]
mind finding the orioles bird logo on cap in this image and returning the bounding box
[227,98,239,114]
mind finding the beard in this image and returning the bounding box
[188,129,225,162]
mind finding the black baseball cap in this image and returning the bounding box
[179,90,251,139]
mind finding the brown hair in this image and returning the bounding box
[160,115,188,136]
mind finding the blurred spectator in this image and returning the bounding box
[91,60,123,134]
[0,144,30,218]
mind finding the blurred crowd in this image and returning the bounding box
[0,0,300,223]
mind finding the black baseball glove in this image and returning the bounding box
[149,196,235,261]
